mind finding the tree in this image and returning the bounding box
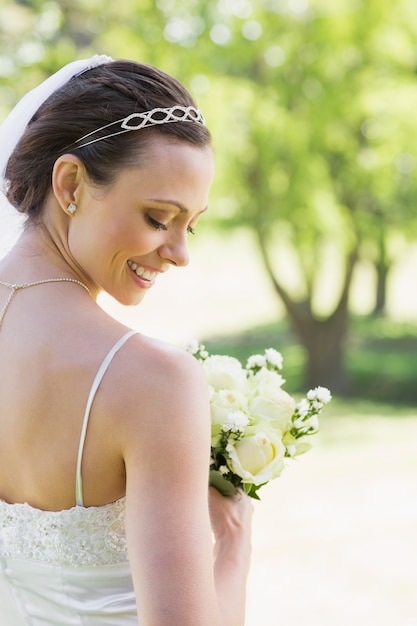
[1,0,417,393]
[174,0,417,393]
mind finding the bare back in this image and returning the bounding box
[0,278,141,511]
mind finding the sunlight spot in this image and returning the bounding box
[17,41,45,66]
[36,2,62,37]
[0,56,15,77]
[217,0,253,18]
[242,20,262,40]
[302,78,322,99]
[164,16,204,46]
[394,152,415,174]
[264,45,286,67]
[357,148,379,169]
[210,23,232,45]
[360,118,382,140]
[190,74,211,95]
[288,0,309,14]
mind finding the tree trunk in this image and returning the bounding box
[256,231,358,396]
[373,260,388,316]
[294,316,351,395]
[372,229,389,316]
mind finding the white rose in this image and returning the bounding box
[249,392,295,430]
[202,355,248,392]
[248,367,286,392]
[247,368,295,429]
[210,389,248,428]
[227,424,286,485]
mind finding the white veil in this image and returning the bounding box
[0,55,113,258]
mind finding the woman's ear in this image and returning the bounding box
[51,154,85,216]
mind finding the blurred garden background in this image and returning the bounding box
[1,0,416,623]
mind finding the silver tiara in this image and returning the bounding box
[72,105,206,149]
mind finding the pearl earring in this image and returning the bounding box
[67,202,77,215]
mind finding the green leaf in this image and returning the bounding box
[209,470,239,496]
[244,482,267,500]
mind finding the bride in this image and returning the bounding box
[0,56,252,625]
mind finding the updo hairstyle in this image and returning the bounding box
[5,60,211,221]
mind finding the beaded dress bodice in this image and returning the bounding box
[0,497,127,567]
[0,322,139,625]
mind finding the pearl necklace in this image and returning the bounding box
[0,277,90,328]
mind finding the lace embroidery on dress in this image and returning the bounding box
[0,497,128,567]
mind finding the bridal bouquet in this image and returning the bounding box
[184,340,331,499]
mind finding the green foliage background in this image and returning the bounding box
[1,0,416,400]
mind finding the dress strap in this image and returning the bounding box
[75,329,138,507]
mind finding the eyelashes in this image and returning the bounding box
[146,215,196,235]
[146,215,167,231]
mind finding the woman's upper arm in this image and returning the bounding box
[120,347,220,626]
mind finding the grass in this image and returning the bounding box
[201,315,417,406]
[346,317,417,403]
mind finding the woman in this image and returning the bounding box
[0,56,252,625]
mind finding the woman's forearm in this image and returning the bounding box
[213,524,252,626]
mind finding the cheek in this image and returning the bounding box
[97,219,141,251]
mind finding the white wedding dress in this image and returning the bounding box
[0,330,139,625]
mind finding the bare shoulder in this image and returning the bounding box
[120,334,208,400]
[100,333,211,456]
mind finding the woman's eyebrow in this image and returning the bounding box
[147,199,208,214]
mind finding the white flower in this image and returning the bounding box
[296,398,310,417]
[307,386,332,404]
[183,338,200,355]
[227,424,286,485]
[194,344,331,498]
[246,354,267,369]
[293,418,304,429]
[265,348,283,370]
[249,367,286,391]
[210,389,248,428]
[293,414,319,431]
[248,368,295,429]
[223,410,250,432]
[202,355,248,392]
[249,393,295,430]
[307,415,319,431]
[286,445,297,457]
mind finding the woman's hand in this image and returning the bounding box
[208,486,253,543]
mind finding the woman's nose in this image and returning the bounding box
[158,232,190,267]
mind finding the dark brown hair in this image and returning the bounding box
[5,60,211,220]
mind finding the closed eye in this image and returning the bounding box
[146,215,168,231]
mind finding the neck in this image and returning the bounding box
[0,226,99,301]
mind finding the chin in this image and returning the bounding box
[103,288,146,308]
[125,291,147,307]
